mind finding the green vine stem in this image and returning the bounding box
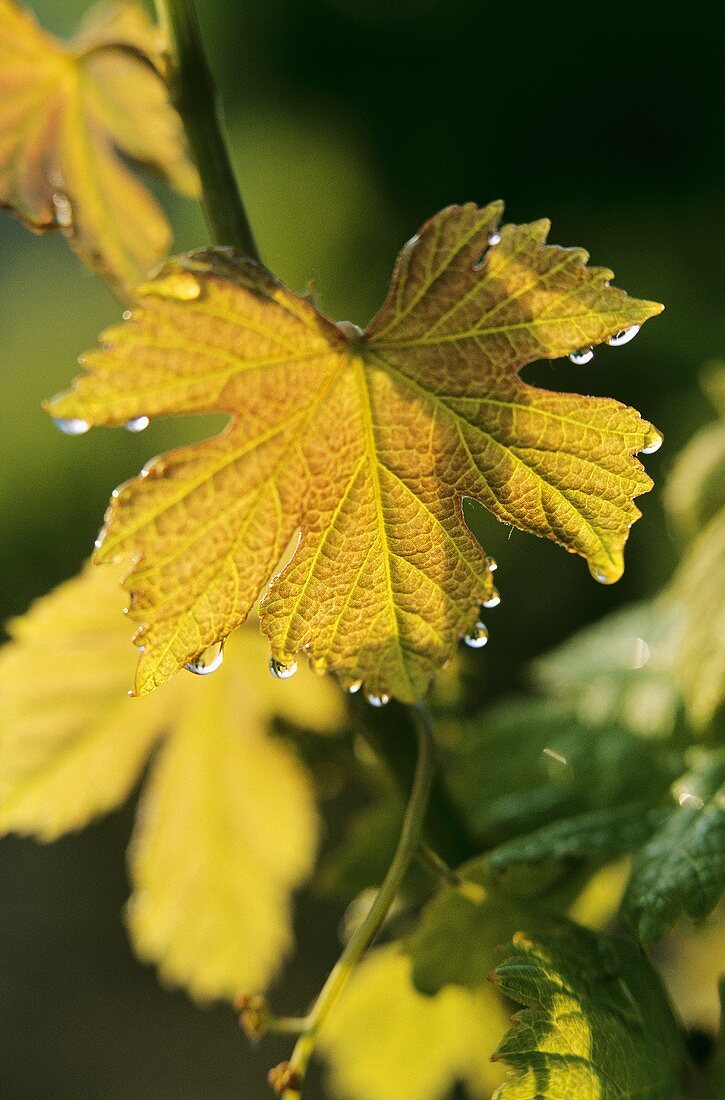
[154,0,260,260]
[151,7,443,1093]
[276,701,437,1098]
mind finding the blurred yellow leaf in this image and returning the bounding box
[667,509,725,730]
[0,563,344,1000]
[49,203,662,701]
[0,0,199,288]
[318,945,507,1100]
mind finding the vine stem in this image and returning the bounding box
[154,0,260,260]
[278,701,437,1098]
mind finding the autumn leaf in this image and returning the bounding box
[48,203,662,700]
[0,563,344,1000]
[317,945,508,1100]
[491,920,687,1100]
[0,0,199,288]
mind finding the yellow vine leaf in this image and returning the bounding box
[0,563,344,1000]
[317,945,508,1100]
[48,202,663,700]
[0,0,199,288]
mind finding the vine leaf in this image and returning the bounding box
[0,563,344,999]
[491,920,687,1100]
[47,203,662,700]
[0,0,199,288]
[623,749,725,944]
[317,945,508,1100]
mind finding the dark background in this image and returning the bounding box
[0,0,723,1096]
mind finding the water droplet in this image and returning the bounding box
[149,271,201,301]
[480,588,501,609]
[338,320,363,339]
[591,566,615,585]
[607,324,640,347]
[52,192,72,228]
[125,416,150,433]
[486,556,498,573]
[122,310,133,321]
[53,417,90,435]
[346,680,363,694]
[366,693,390,707]
[488,231,502,246]
[269,657,298,680]
[569,347,594,365]
[185,640,224,676]
[641,430,663,455]
[464,622,489,648]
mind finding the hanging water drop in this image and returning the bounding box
[366,693,390,707]
[185,640,225,676]
[269,657,298,680]
[569,347,594,366]
[481,588,501,609]
[464,622,489,648]
[641,430,663,455]
[125,416,150,433]
[607,324,640,347]
[486,556,498,573]
[149,271,201,301]
[52,192,72,228]
[346,680,363,694]
[53,417,90,435]
[488,231,502,246]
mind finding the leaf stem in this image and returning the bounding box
[154,0,260,260]
[276,701,438,1098]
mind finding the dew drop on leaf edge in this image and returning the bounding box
[125,416,150,433]
[641,430,663,455]
[367,693,390,707]
[53,417,90,435]
[481,588,501,609]
[346,680,363,694]
[464,623,489,648]
[185,640,225,676]
[607,324,641,347]
[569,347,595,365]
[269,657,298,680]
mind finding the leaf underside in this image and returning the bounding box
[48,202,663,700]
[0,0,199,287]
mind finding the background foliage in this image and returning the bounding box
[0,0,723,1096]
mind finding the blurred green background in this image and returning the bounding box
[0,0,723,1096]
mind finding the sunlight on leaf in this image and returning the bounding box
[0,563,344,1000]
[318,945,508,1100]
[492,920,686,1099]
[0,0,199,288]
[48,203,662,700]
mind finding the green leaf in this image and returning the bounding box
[532,601,683,738]
[623,749,725,943]
[406,856,581,996]
[450,698,677,846]
[491,920,687,1100]
[487,802,668,877]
